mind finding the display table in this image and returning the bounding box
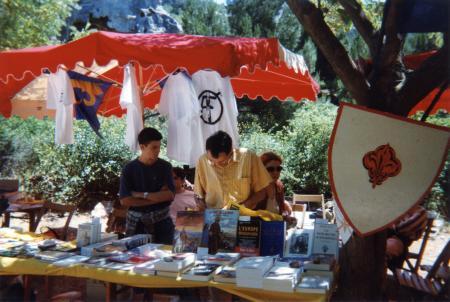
[0,256,326,302]
[0,229,327,302]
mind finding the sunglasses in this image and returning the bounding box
[266,166,283,172]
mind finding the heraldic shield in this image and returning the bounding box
[328,103,449,236]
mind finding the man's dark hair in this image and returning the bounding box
[173,167,186,180]
[205,131,232,158]
[138,127,162,145]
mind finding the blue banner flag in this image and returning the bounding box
[67,71,113,137]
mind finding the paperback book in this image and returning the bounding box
[133,258,162,275]
[263,262,302,292]
[173,211,204,253]
[284,229,314,258]
[235,216,261,256]
[312,222,339,257]
[52,255,90,267]
[213,263,237,284]
[34,251,76,262]
[260,220,285,257]
[296,274,332,294]
[202,209,239,254]
[199,252,240,265]
[154,253,196,272]
[235,256,275,289]
[181,261,222,281]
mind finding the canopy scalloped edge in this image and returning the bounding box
[0,31,309,84]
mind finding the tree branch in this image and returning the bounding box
[393,42,449,116]
[287,0,373,106]
[368,0,405,110]
[337,0,377,58]
[374,0,404,72]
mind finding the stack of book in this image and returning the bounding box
[181,261,222,281]
[154,253,196,278]
[198,252,240,265]
[296,271,333,294]
[0,238,24,257]
[52,255,90,267]
[213,262,239,284]
[76,218,101,247]
[34,250,76,263]
[235,256,275,288]
[111,234,152,250]
[133,257,164,275]
[263,261,302,292]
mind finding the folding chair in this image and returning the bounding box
[404,212,435,273]
[396,240,450,299]
[292,194,325,219]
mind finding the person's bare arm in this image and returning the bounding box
[241,185,270,210]
[120,186,174,207]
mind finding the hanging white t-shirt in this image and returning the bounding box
[191,70,239,157]
[119,64,144,152]
[158,72,203,166]
[47,69,75,144]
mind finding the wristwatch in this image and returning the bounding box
[143,192,149,199]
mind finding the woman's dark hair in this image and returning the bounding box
[173,167,186,180]
[205,131,232,158]
[260,151,283,165]
[138,127,162,145]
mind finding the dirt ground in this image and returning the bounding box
[1,203,449,301]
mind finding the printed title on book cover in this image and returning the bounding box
[328,103,449,236]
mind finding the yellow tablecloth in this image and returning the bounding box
[0,229,325,302]
[0,256,325,302]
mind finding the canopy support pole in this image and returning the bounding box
[75,64,122,87]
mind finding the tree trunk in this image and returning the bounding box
[335,231,388,300]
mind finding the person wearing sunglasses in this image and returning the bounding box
[256,151,292,215]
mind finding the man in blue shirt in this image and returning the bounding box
[120,127,175,244]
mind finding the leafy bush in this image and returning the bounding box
[278,101,337,196]
[240,100,337,197]
[411,111,449,219]
[1,105,448,220]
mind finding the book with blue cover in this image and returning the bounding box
[201,209,239,254]
[260,220,286,257]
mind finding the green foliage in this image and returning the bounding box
[0,0,79,50]
[403,33,445,55]
[228,0,283,37]
[180,0,230,36]
[240,101,338,197]
[410,111,450,218]
[69,21,96,41]
[278,101,337,196]
[237,98,302,132]
[0,111,175,210]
